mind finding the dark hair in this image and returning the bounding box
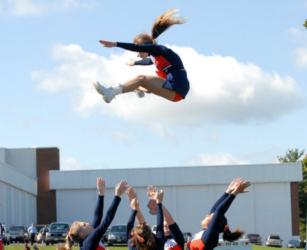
[222,225,244,242]
[130,223,156,250]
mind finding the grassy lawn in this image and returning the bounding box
[4,244,301,250]
[4,244,128,250]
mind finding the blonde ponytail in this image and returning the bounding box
[56,235,73,250]
[151,8,185,39]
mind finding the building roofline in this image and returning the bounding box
[50,162,302,190]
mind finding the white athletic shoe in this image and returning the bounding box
[93,81,115,103]
[135,89,145,98]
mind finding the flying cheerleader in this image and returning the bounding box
[94,9,190,103]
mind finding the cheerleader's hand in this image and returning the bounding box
[99,40,117,48]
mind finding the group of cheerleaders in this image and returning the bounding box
[60,8,251,250]
[58,176,250,250]
[86,8,251,250]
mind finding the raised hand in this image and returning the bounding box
[130,197,140,211]
[226,177,241,194]
[96,177,105,196]
[99,40,117,48]
[147,185,158,214]
[127,186,137,201]
[231,179,251,195]
[147,185,157,199]
[115,180,128,196]
[154,189,164,204]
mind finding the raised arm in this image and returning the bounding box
[201,178,250,247]
[150,184,184,250]
[91,177,105,228]
[90,181,128,237]
[153,189,164,249]
[209,178,248,214]
[127,187,146,224]
[127,208,137,241]
[117,42,165,55]
[163,206,185,250]
[83,180,128,249]
[99,40,165,55]
[213,178,250,216]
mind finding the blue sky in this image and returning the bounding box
[1,0,306,170]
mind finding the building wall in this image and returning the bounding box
[5,148,37,179]
[50,163,302,246]
[36,148,59,224]
[0,148,37,227]
[0,181,36,227]
[0,147,302,245]
[0,147,59,227]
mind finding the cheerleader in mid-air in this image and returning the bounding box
[94,9,190,103]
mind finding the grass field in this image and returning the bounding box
[4,244,301,250]
[4,245,124,250]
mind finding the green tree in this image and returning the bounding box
[278,149,306,240]
[277,148,305,163]
[304,19,307,29]
[299,156,307,240]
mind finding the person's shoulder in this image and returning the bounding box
[155,44,168,50]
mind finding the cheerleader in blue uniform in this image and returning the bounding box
[187,178,250,250]
[94,9,190,103]
[147,185,185,250]
[57,177,128,250]
[126,186,165,250]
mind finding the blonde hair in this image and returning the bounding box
[56,236,73,250]
[133,8,185,44]
[57,221,84,250]
[151,8,185,39]
[130,223,156,250]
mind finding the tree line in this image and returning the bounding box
[278,148,306,239]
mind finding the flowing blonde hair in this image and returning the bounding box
[130,223,156,250]
[133,8,185,44]
[57,221,83,250]
[56,236,73,250]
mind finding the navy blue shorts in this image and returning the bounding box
[162,69,190,98]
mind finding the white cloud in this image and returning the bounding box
[61,156,83,170]
[187,153,248,166]
[32,43,303,127]
[0,0,94,16]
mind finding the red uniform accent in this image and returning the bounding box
[173,92,183,102]
[153,56,172,79]
[0,239,3,250]
[187,231,205,250]
[153,55,184,102]
[187,239,205,250]
[96,241,106,250]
